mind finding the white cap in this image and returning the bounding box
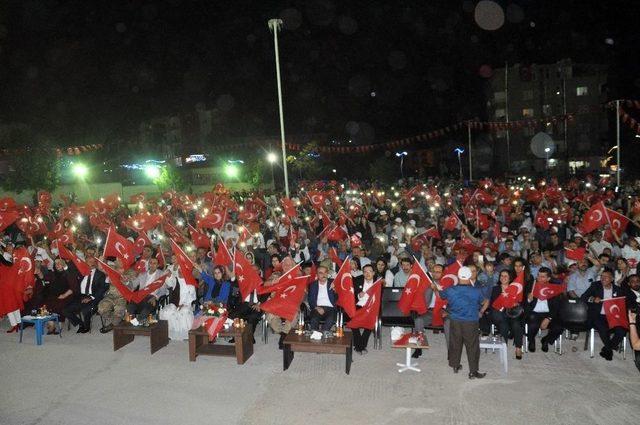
[379,210,387,216]
[573,233,583,239]
[409,220,416,226]
[501,226,509,233]
[458,266,472,280]
[407,209,414,214]
[355,232,362,238]
[395,217,402,223]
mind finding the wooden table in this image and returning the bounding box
[283,330,353,374]
[392,334,429,373]
[113,320,169,355]
[188,325,253,365]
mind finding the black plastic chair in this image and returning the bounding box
[558,298,590,354]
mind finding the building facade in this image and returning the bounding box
[486,59,609,176]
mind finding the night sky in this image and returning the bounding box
[1,0,639,149]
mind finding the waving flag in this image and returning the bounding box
[444,212,461,231]
[0,210,19,232]
[603,297,629,329]
[57,241,90,276]
[260,275,309,322]
[188,224,210,249]
[532,281,565,301]
[281,197,297,218]
[169,238,198,286]
[103,227,136,269]
[397,260,432,315]
[98,259,169,303]
[233,249,263,300]
[606,208,630,239]
[577,202,608,234]
[346,279,383,330]
[333,257,356,318]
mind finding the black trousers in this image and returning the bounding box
[352,328,371,352]
[527,311,563,346]
[590,314,626,351]
[309,306,337,332]
[449,320,480,374]
[63,298,98,329]
[491,309,524,348]
[230,302,262,334]
[126,296,155,319]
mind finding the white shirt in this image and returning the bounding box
[533,299,549,313]
[590,240,613,257]
[316,281,333,307]
[136,269,166,298]
[621,245,640,273]
[176,276,196,306]
[80,269,97,297]
[244,289,258,304]
[357,279,375,307]
[600,287,613,315]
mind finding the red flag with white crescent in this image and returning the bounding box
[346,279,383,330]
[169,238,198,286]
[397,261,432,315]
[531,281,565,301]
[333,257,356,318]
[259,275,309,322]
[603,297,629,329]
[57,240,91,276]
[102,227,136,269]
[233,250,263,300]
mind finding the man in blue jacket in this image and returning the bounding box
[307,265,337,332]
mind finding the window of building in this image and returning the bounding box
[576,86,589,96]
[494,91,506,102]
[522,108,534,117]
[523,90,534,100]
[542,104,552,116]
[495,108,506,119]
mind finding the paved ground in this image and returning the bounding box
[1,319,639,425]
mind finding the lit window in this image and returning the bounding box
[495,108,506,119]
[522,108,534,117]
[576,86,589,96]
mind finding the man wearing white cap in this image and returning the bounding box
[433,266,489,379]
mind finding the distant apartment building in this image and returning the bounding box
[486,59,609,176]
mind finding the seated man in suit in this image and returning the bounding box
[63,256,107,333]
[126,257,166,321]
[307,265,337,332]
[581,269,627,361]
[525,267,565,352]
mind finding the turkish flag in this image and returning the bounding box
[233,250,262,300]
[257,263,303,295]
[0,210,19,232]
[0,197,17,212]
[472,189,495,205]
[281,198,297,218]
[14,247,35,291]
[397,261,432,315]
[328,247,343,266]
[103,227,136,269]
[307,191,325,210]
[126,213,162,232]
[535,210,550,230]
[578,202,608,234]
[327,225,348,242]
[532,281,565,301]
[238,210,258,222]
[98,260,170,303]
[346,279,383,330]
[603,297,629,329]
[163,221,186,243]
[169,238,198,286]
[197,209,226,230]
[214,241,233,267]
[440,260,462,289]
[133,258,148,274]
[565,246,586,261]
[260,275,309,322]
[606,208,630,238]
[188,224,210,249]
[333,257,356,318]
[156,246,166,269]
[425,226,441,240]
[491,272,525,309]
[56,241,91,276]
[444,212,460,231]
[133,231,152,256]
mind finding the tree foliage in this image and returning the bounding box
[368,154,399,182]
[286,142,322,180]
[0,124,60,193]
[247,158,269,189]
[154,164,186,192]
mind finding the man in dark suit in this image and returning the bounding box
[581,269,627,361]
[307,265,337,331]
[525,267,565,352]
[63,256,107,333]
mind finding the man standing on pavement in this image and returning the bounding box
[433,266,489,379]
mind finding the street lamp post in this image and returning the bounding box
[268,18,290,198]
[454,148,464,181]
[544,147,551,170]
[395,151,408,179]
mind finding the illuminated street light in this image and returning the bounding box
[145,164,161,179]
[454,148,465,181]
[72,163,88,179]
[225,164,239,178]
[395,151,408,179]
[267,152,278,164]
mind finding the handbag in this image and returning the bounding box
[505,304,524,318]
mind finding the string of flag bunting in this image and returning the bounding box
[608,99,640,136]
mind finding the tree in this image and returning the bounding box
[286,142,322,180]
[0,124,60,193]
[154,164,186,192]
[246,158,269,189]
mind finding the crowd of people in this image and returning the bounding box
[1,175,640,378]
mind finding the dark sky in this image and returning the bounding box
[1,0,639,148]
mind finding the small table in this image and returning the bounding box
[392,334,429,373]
[113,320,169,354]
[19,314,62,346]
[283,330,353,375]
[480,335,508,374]
[188,325,253,365]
